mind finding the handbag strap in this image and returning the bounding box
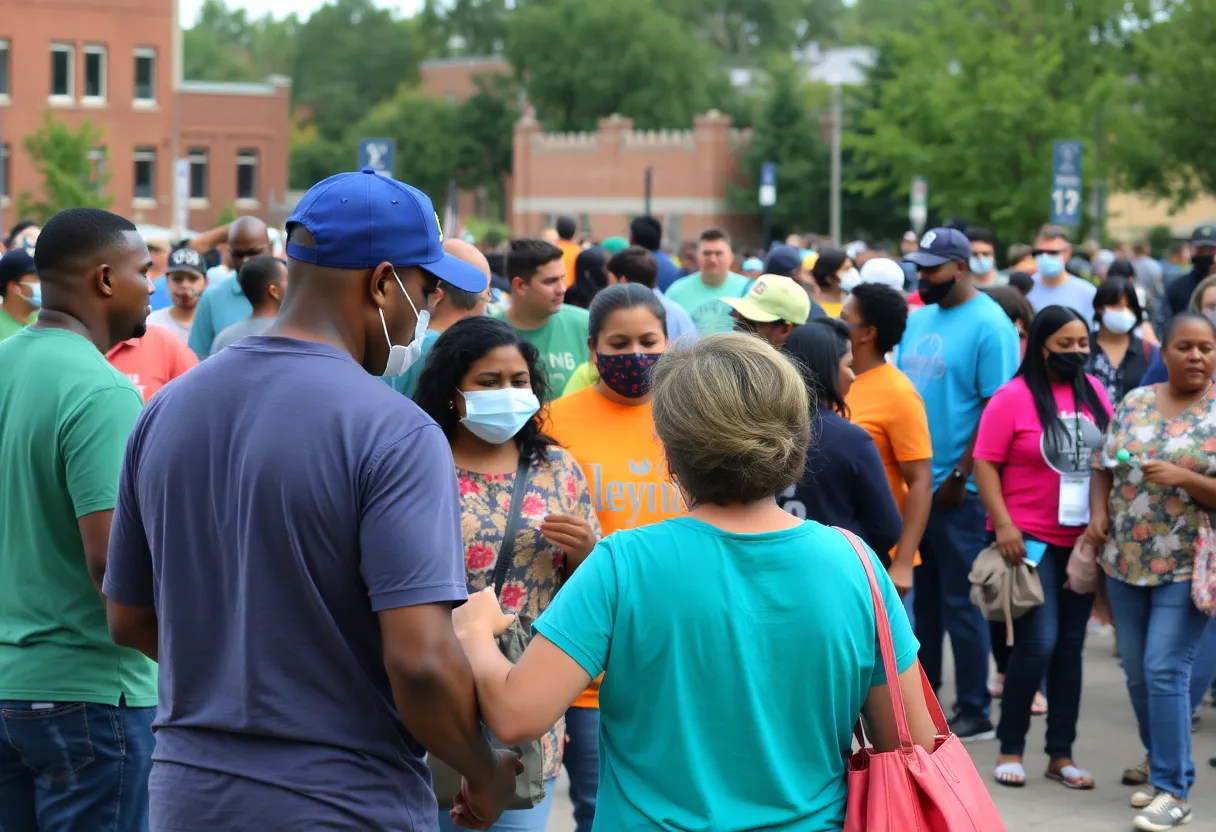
[492,454,534,595]
[836,527,949,752]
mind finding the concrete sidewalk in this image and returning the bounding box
[544,631,1216,831]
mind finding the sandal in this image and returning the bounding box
[1032,691,1048,716]
[994,761,1026,788]
[1045,763,1095,790]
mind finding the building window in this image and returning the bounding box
[83,44,106,102]
[51,43,75,101]
[236,149,258,201]
[188,148,208,200]
[1,144,9,200]
[133,147,156,200]
[87,146,106,188]
[133,48,156,103]
[578,213,591,235]
[0,40,10,98]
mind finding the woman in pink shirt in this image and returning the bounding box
[974,305,1112,791]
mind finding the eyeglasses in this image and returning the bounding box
[1032,249,1068,258]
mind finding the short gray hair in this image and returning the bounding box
[1036,224,1071,244]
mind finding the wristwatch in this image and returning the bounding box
[949,468,967,482]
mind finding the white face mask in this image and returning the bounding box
[1101,307,1138,335]
[379,270,430,378]
[459,387,541,444]
[838,268,861,292]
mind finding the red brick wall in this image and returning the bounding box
[418,57,510,103]
[0,0,290,234]
[510,111,759,248]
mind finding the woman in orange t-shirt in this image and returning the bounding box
[546,284,686,831]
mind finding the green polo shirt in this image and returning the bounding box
[0,307,36,343]
[0,327,157,705]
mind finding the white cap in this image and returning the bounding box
[859,257,906,290]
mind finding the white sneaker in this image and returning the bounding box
[1134,792,1192,830]
[1131,788,1158,809]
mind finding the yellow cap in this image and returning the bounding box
[802,251,819,271]
[721,274,812,325]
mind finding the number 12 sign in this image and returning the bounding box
[1050,140,1083,227]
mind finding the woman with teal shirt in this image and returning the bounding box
[452,332,938,831]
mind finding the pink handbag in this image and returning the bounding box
[838,528,1007,832]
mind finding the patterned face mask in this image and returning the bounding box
[595,352,661,399]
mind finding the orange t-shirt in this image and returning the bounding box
[106,325,199,402]
[559,241,581,289]
[845,362,931,566]
[546,386,687,707]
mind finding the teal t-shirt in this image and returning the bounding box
[664,271,751,334]
[494,304,590,400]
[188,275,253,360]
[385,328,442,400]
[0,328,158,705]
[534,517,918,832]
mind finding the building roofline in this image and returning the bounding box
[180,76,291,97]
[419,55,507,69]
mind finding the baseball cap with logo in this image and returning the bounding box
[286,169,487,293]
[1190,224,1216,248]
[721,274,811,325]
[166,247,208,279]
[903,227,972,268]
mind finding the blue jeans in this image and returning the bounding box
[1191,617,1216,711]
[436,777,557,832]
[1107,578,1211,799]
[914,490,992,719]
[997,545,1093,758]
[563,706,598,832]
[0,700,155,832]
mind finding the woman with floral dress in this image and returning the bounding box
[414,316,601,832]
[1089,313,1216,831]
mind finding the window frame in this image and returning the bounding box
[133,47,156,105]
[50,42,75,103]
[0,39,11,100]
[1,143,10,203]
[133,146,157,202]
[87,146,107,189]
[187,147,208,203]
[82,43,107,104]
[235,148,259,204]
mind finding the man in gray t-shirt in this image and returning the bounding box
[1025,224,1097,322]
[209,255,285,355]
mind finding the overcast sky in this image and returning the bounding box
[178,0,425,26]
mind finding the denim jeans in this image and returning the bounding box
[0,700,155,832]
[914,490,992,719]
[997,545,1093,758]
[1107,578,1211,799]
[563,706,598,832]
[1191,617,1216,711]
[436,777,557,832]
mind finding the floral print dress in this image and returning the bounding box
[1094,385,1216,586]
[456,445,600,780]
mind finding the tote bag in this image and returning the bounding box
[837,528,1006,832]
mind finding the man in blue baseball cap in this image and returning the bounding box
[895,226,1020,743]
[103,170,516,831]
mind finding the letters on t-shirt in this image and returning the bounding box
[586,462,684,527]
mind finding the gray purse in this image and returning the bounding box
[428,457,547,810]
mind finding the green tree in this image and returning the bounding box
[662,0,846,58]
[454,73,521,218]
[848,0,1141,244]
[17,116,113,222]
[730,60,830,240]
[505,0,725,132]
[347,90,461,207]
[183,0,298,83]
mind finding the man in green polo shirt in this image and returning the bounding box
[0,207,158,830]
[0,249,40,342]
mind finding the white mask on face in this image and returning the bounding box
[379,270,431,378]
[1101,307,1138,335]
[459,387,541,444]
[838,268,861,292]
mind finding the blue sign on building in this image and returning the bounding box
[358,138,396,177]
[1050,140,1083,226]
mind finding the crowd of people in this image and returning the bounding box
[1,170,1215,832]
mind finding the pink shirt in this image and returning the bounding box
[974,375,1112,547]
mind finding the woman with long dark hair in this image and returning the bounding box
[564,247,608,310]
[973,305,1112,790]
[414,316,601,832]
[778,318,902,558]
[1088,276,1158,404]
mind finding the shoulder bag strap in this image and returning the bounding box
[492,454,535,595]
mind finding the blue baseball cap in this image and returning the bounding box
[904,228,972,268]
[285,169,487,293]
[763,244,803,277]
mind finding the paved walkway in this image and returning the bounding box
[544,631,1216,831]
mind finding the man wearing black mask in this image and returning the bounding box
[1164,223,1216,321]
[895,227,1020,742]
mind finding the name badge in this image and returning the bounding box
[1059,474,1090,526]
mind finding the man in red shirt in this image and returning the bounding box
[107,324,198,401]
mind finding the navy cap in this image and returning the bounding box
[764,244,803,277]
[286,169,487,293]
[0,249,36,292]
[904,227,972,268]
[1190,224,1216,247]
[166,247,208,279]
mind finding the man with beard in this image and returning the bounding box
[0,208,158,830]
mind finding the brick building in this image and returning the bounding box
[511,111,758,246]
[418,55,510,103]
[0,0,291,234]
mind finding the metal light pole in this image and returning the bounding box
[644,166,653,216]
[829,81,842,247]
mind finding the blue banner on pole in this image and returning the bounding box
[1050,141,1083,226]
[358,138,396,177]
